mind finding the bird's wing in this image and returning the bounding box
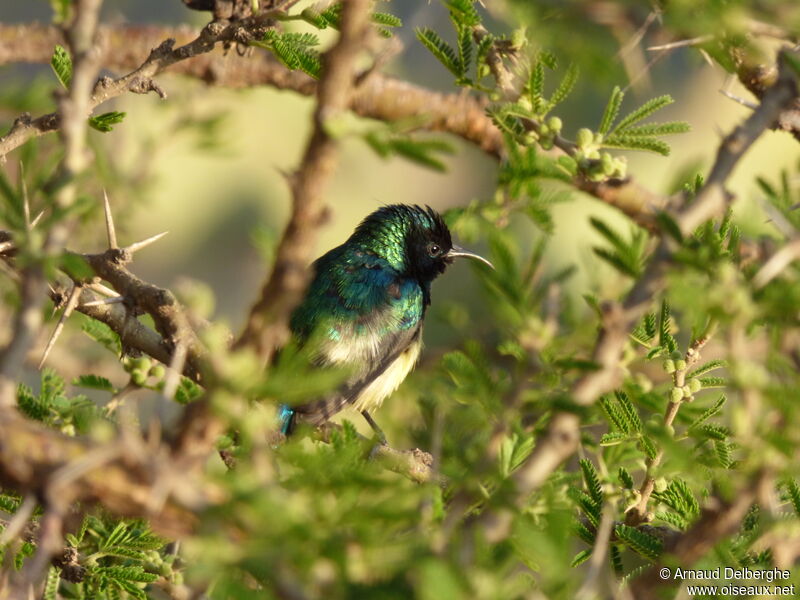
[293,320,422,426]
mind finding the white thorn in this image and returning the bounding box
[88,282,119,297]
[125,231,169,254]
[81,295,125,308]
[103,189,118,249]
[647,35,713,51]
[39,285,82,369]
[719,89,758,110]
[0,241,14,254]
[30,210,45,229]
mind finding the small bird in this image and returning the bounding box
[279,204,492,441]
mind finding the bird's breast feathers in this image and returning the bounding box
[351,336,422,413]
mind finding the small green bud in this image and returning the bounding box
[663,359,676,373]
[654,478,668,493]
[587,149,601,160]
[601,152,615,176]
[670,351,682,360]
[522,132,538,146]
[546,116,562,132]
[540,138,554,150]
[593,132,604,145]
[131,357,152,372]
[612,157,627,179]
[131,370,147,387]
[489,91,501,102]
[670,387,683,403]
[149,364,166,379]
[539,124,550,136]
[588,170,605,182]
[688,378,702,393]
[665,423,675,436]
[675,359,687,371]
[478,64,490,79]
[510,28,526,50]
[576,128,593,149]
[517,96,533,112]
[682,385,692,398]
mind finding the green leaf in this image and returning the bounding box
[785,480,800,517]
[600,431,629,446]
[175,377,203,404]
[49,0,71,23]
[688,395,726,429]
[603,134,671,156]
[253,31,322,79]
[529,61,545,108]
[622,121,691,136]
[374,136,455,172]
[655,212,684,243]
[611,95,674,134]
[569,488,601,526]
[579,459,603,505]
[575,520,595,545]
[715,439,733,468]
[659,300,676,353]
[694,423,730,440]
[416,28,460,77]
[371,12,402,28]
[614,524,663,561]
[43,567,60,600]
[50,44,72,88]
[615,391,642,433]
[88,111,126,133]
[688,360,727,379]
[80,316,122,356]
[609,545,624,576]
[59,252,94,280]
[598,86,623,135]
[571,549,592,567]
[546,63,579,112]
[697,376,727,389]
[446,0,481,27]
[73,374,115,393]
[456,26,472,78]
[618,467,634,489]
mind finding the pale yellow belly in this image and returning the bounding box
[351,338,422,413]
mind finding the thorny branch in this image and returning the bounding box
[0,22,502,160]
[0,23,678,232]
[0,0,106,406]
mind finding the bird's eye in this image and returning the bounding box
[426,242,442,258]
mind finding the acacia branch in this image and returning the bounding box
[0,0,105,408]
[234,0,374,360]
[0,23,675,231]
[0,22,502,160]
[630,471,771,599]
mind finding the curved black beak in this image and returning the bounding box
[446,245,494,269]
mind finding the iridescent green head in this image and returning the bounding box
[350,204,493,283]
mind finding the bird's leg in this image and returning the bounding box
[361,410,388,445]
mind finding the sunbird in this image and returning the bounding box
[279,204,492,441]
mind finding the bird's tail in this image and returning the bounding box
[278,404,296,436]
